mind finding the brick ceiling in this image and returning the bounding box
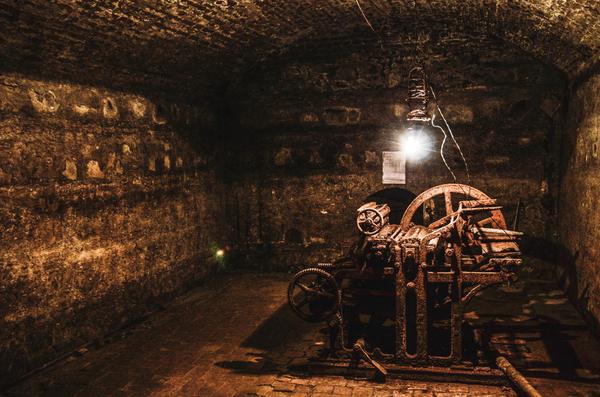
[0,1,598,98]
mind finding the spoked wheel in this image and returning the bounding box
[288,268,341,323]
[356,207,386,235]
[399,183,507,231]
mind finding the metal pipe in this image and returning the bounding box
[496,356,542,397]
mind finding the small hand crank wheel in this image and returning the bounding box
[356,207,385,235]
[288,268,341,323]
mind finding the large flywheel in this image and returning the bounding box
[399,183,507,231]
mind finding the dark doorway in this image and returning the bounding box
[364,188,420,225]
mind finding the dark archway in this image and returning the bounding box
[364,188,421,225]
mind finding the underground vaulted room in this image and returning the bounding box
[2,1,600,396]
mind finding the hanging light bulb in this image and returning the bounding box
[401,66,432,160]
[402,125,431,160]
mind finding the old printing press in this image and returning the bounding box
[287,183,523,378]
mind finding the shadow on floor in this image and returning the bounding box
[479,319,599,382]
[215,262,600,391]
[215,301,320,375]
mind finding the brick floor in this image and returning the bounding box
[3,269,600,397]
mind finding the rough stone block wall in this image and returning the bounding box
[0,75,223,385]
[0,0,597,386]
[222,31,567,271]
[558,74,600,334]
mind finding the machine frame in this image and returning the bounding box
[288,184,522,374]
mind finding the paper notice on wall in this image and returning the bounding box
[382,151,406,184]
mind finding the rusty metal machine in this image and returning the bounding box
[288,183,522,377]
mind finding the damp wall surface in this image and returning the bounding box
[558,73,600,335]
[222,31,567,272]
[0,75,224,385]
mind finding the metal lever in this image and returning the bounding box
[496,356,542,397]
[352,339,388,381]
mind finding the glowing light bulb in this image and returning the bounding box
[401,128,430,160]
[215,249,225,258]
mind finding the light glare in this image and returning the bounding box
[402,131,430,160]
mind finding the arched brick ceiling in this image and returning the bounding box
[0,1,598,97]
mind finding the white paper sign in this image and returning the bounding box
[382,151,406,184]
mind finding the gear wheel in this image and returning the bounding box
[288,268,341,323]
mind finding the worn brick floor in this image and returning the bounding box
[4,263,600,397]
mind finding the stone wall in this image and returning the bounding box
[558,74,600,334]
[0,75,223,385]
[223,31,567,271]
[0,0,598,386]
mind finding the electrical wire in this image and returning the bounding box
[431,113,457,181]
[354,0,385,50]
[430,85,471,181]
[355,0,376,34]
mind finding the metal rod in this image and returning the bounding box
[512,199,521,230]
[496,356,542,397]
